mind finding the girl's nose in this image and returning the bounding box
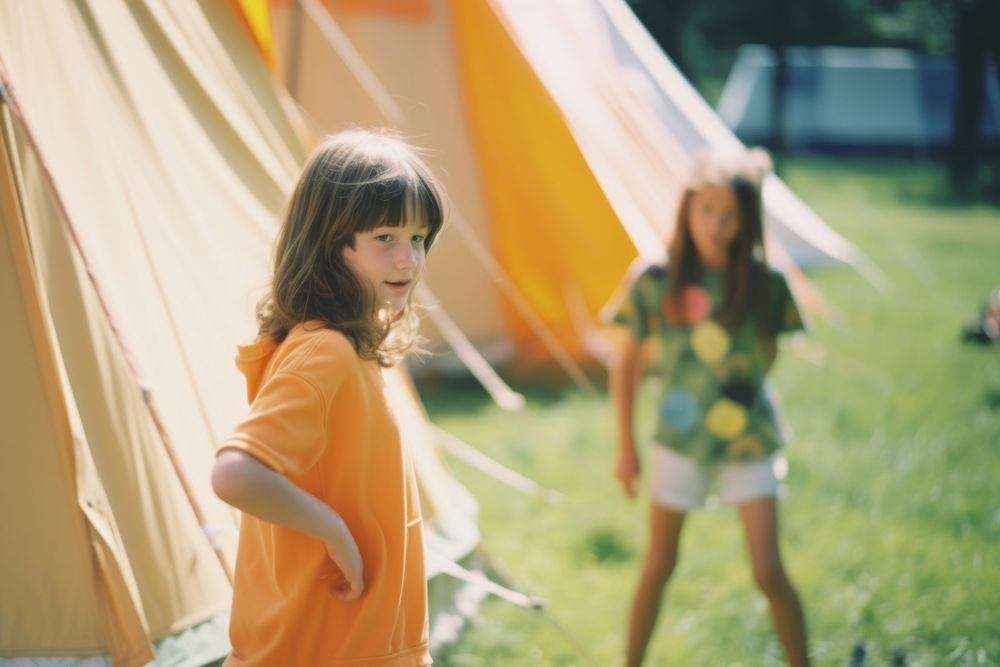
[397,244,418,269]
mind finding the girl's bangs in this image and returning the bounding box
[355,170,443,243]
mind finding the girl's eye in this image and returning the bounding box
[412,235,426,245]
[375,234,392,242]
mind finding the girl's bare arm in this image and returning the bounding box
[610,334,643,497]
[212,449,364,599]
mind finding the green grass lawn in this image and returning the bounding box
[418,158,1000,667]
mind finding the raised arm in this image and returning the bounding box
[212,449,364,600]
[610,333,643,498]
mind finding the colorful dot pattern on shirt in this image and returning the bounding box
[691,320,731,364]
[663,285,712,325]
[728,434,767,459]
[660,389,700,432]
[705,398,748,439]
[610,263,804,464]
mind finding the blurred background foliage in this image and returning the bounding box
[627,0,954,103]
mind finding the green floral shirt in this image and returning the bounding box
[611,263,804,464]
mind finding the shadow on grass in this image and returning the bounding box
[415,364,607,417]
[985,389,1000,411]
[576,528,635,566]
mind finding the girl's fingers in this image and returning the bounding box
[320,549,365,600]
[615,458,640,499]
[616,471,637,498]
[330,584,356,600]
[330,576,364,600]
[346,568,364,595]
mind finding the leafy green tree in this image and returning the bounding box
[627,0,953,89]
[948,0,1000,191]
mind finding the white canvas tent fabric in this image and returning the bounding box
[717,44,1000,152]
[0,1,481,664]
[268,0,867,371]
[509,0,864,272]
[1,0,875,662]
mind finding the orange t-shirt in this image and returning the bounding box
[218,323,431,666]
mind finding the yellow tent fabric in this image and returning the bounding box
[265,0,637,361]
[449,0,637,356]
[1,0,480,663]
[268,0,432,21]
[258,0,865,370]
[2,0,866,660]
[1,0,306,582]
[1,80,228,666]
[234,0,277,68]
[0,0,296,660]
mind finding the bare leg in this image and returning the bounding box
[625,503,687,667]
[739,497,810,667]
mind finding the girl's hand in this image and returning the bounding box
[322,530,365,601]
[615,448,641,499]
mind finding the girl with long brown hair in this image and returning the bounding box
[609,148,810,666]
[212,129,444,666]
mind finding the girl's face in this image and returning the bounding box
[342,218,429,313]
[687,184,741,268]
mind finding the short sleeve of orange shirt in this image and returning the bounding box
[226,370,333,474]
[219,325,431,666]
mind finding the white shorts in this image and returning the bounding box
[649,444,784,511]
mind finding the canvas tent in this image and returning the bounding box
[0,1,483,664]
[263,0,868,375]
[2,0,870,664]
[717,44,1000,154]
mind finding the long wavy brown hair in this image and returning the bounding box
[256,130,445,366]
[668,148,772,333]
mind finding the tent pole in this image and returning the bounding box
[298,1,598,394]
[446,210,599,396]
[285,0,304,97]
[433,426,560,503]
[415,282,526,411]
[299,0,405,127]
[472,546,601,667]
[142,393,234,583]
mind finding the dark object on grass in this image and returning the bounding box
[847,640,868,667]
[846,640,908,666]
[962,287,1000,344]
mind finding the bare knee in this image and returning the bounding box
[641,550,678,587]
[752,561,790,597]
